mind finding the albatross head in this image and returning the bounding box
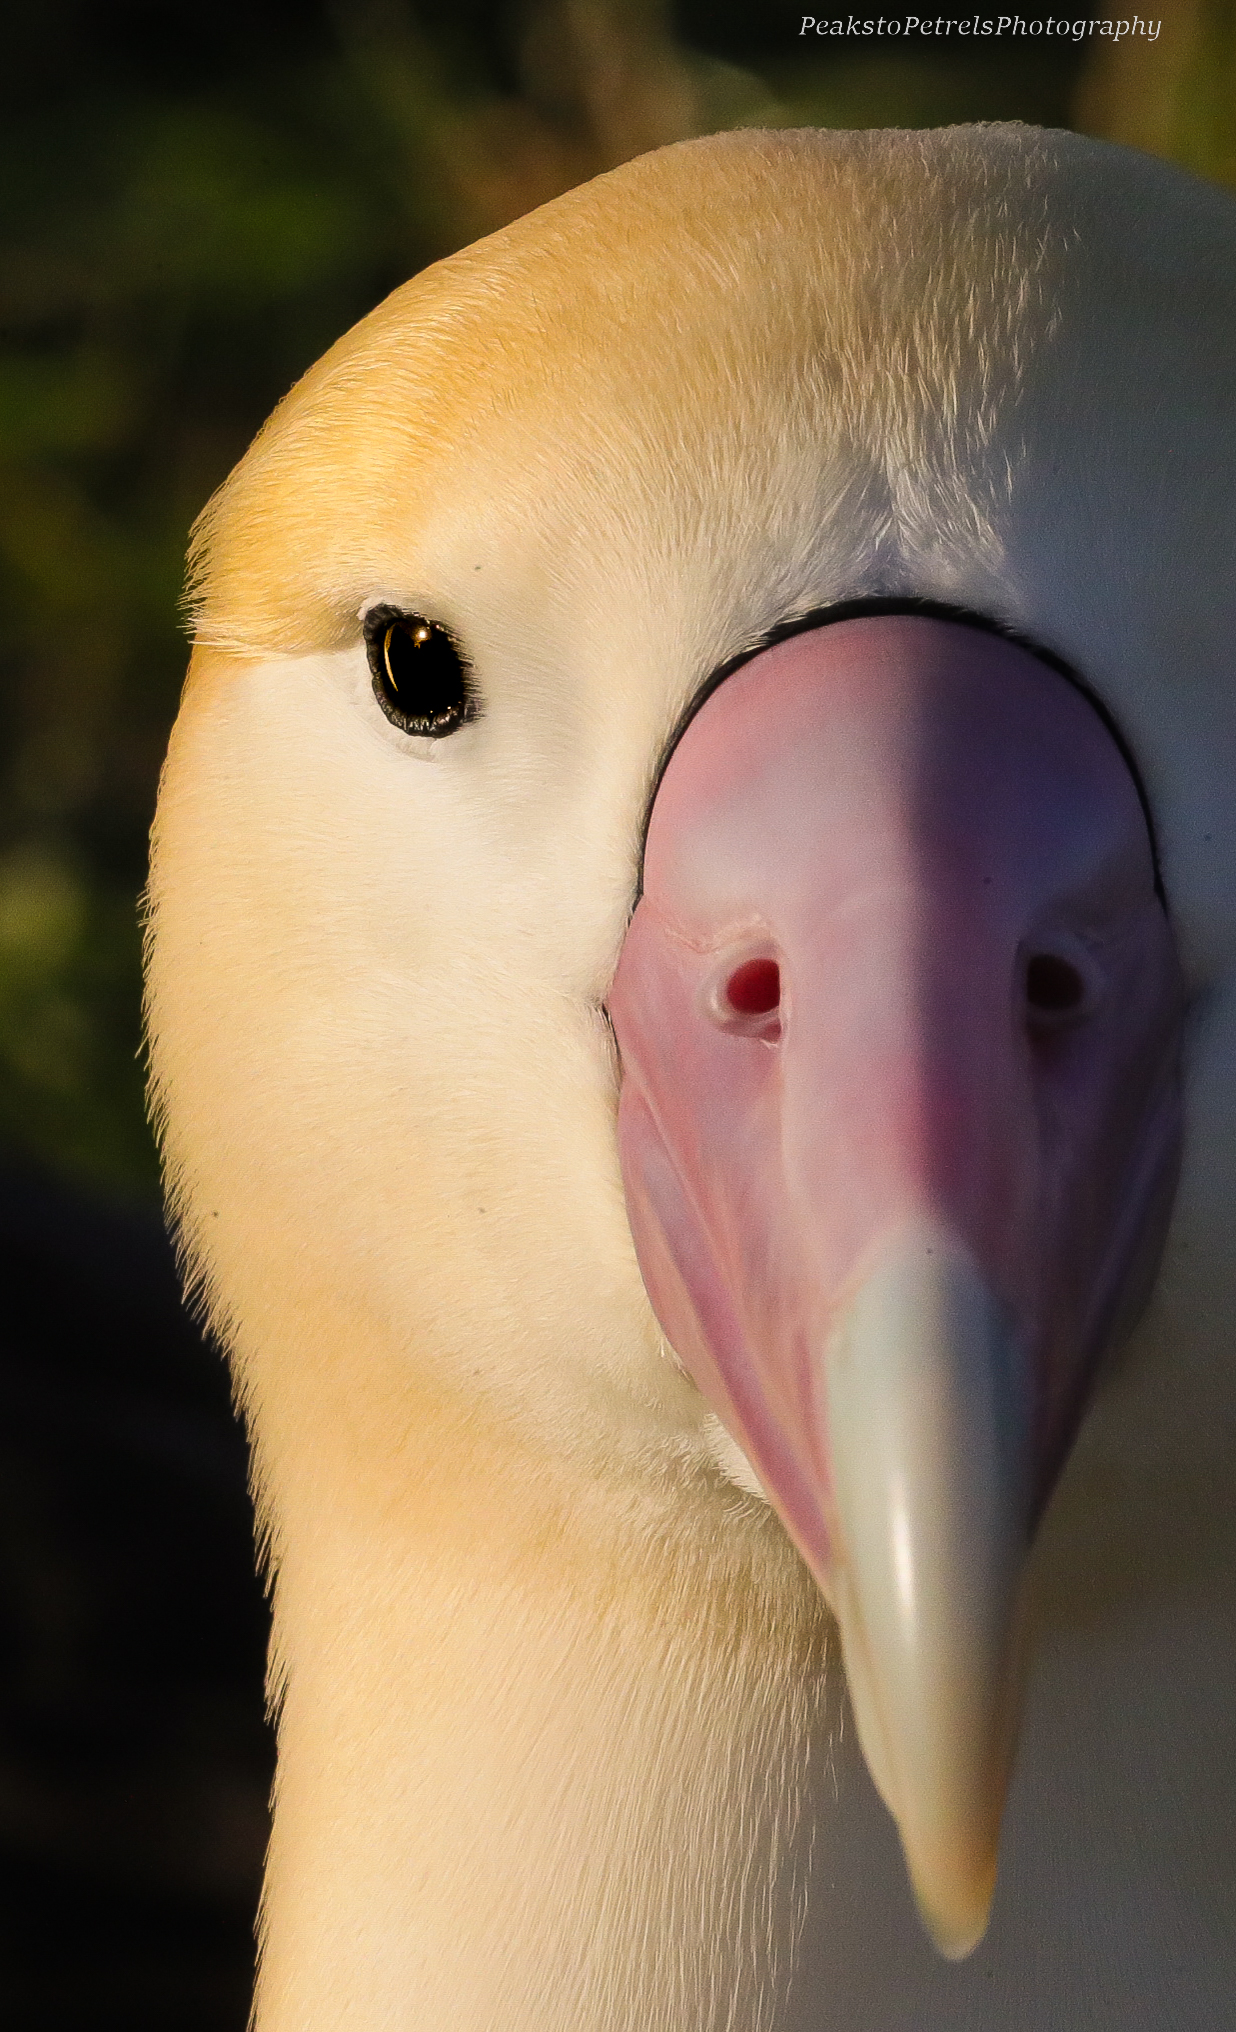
[144,124,1236,1965]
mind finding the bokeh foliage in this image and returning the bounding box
[0,0,1229,1201]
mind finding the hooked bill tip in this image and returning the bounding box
[908,1836,1000,1961]
[824,1226,1031,1958]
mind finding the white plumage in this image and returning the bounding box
[145,126,1236,2028]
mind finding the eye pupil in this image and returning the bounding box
[1026,953,1086,1014]
[365,608,474,736]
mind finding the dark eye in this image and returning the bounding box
[364,607,475,737]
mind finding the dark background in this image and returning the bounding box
[0,3,1230,2025]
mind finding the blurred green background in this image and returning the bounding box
[2,0,1233,1207]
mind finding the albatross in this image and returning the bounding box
[144,124,1236,2029]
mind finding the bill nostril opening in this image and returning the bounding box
[727,958,781,1016]
[1025,952,1086,1016]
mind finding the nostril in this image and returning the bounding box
[727,958,781,1016]
[1025,952,1086,1015]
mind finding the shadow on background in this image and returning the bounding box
[0,2,1231,2024]
[0,1159,269,2030]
